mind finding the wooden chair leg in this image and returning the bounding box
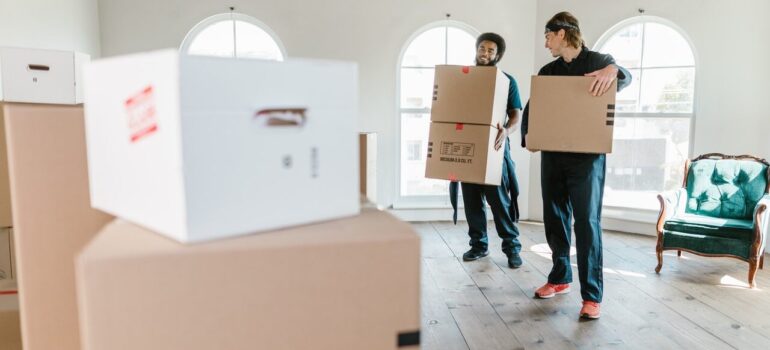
[655,245,663,274]
[761,255,765,270]
[677,250,682,257]
[749,257,759,288]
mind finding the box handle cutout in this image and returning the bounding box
[254,108,307,127]
[27,64,50,71]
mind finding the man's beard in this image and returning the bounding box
[475,58,496,67]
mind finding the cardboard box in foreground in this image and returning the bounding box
[526,76,616,154]
[76,208,421,350]
[4,103,113,350]
[83,50,360,243]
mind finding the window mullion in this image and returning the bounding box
[231,16,237,58]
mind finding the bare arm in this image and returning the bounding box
[495,108,521,150]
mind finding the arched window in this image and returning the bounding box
[595,17,696,210]
[180,13,286,60]
[398,21,479,201]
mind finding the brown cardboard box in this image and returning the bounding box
[4,103,113,350]
[526,76,617,154]
[0,310,22,350]
[430,65,510,126]
[0,228,13,284]
[76,208,421,350]
[0,106,12,227]
[359,132,377,202]
[425,122,503,185]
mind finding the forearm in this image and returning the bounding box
[612,64,632,91]
[505,109,521,132]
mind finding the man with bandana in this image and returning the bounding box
[450,32,524,269]
[521,12,632,319]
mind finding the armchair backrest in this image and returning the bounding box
[685,154,770,219]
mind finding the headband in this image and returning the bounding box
[545,20,579,33]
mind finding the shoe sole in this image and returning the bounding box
[580,313,600,319]
[462,251,490,261]
[534,286,571,299]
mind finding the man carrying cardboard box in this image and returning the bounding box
[521,12,631,319]
[449,33,524,269]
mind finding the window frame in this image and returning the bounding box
[180,12,287,60]
[393,20,480,208]
[594,16,699,211]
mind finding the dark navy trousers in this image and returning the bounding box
[541,151,606,303]
[461,140,521,255]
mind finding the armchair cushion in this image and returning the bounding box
[685,159,767,219]
[664,213,753,241]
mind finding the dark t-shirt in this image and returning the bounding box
[504,72,523,111]
[520,47,632,148]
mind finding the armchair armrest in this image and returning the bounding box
[753,194,770,254]
[657,188,687,233]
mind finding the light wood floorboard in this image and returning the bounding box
[416,221,770,350]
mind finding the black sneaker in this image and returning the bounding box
[462,248,489,261]
[507,252,523,268]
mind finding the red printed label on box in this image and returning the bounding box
[124,85,158,142]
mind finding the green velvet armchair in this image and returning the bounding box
[655,153,770,288]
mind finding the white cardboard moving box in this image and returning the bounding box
[84,50,360,243]
[0,47,88,104]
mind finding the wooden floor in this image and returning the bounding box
[414,221,770,350]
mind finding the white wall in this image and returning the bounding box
[0,0,101,56]
[96,0,538,214]
[528,0,770,222]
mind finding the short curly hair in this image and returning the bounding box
[476,32,506,63]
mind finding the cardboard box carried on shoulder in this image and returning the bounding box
[526,76,616,154]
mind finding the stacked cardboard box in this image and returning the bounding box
[1,47,88,228]
[83,50,361,243]
[0,228,14,288]
[4,103,112,350]
[76,50,421,349]
[425,65,510,185]
[526,76,617,154]
[76,208,420,350]
[1,47,97,350]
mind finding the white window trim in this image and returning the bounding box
[179,12,288,59]
[393,20,480,209]
[594,15,698,213]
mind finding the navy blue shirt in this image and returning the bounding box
[520,47,632,148]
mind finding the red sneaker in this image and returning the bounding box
[580,301,601,319]
[534,283,571,299]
